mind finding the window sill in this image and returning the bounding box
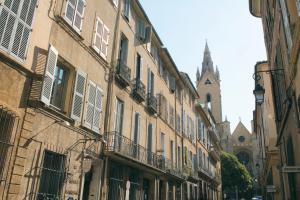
[89,46,109,65]
[55,16,84,42]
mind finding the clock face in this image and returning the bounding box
[238,136,245,143]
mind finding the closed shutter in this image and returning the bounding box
[93,18,103,53]
[84,81,96,129]
[73,0,85,32]
[92,86,103,133]
[41,45,58,105]
[100,25,109,58]
[65,0,76,24]
[71,70,86,121]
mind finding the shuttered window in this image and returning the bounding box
[64,0,85,32]
[71,70,86,121]
[83,81,103,133]
[0,0,37,60]
[123,0,130,20]
[92,17,110,59]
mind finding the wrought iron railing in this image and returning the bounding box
[131,79,146,102]
[115,60,131,87]
[165,158,182,178]
[147,94,157,114]
[105,132,164,170]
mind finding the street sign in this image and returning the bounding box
[282,166,300,173]
[266,185,276,193]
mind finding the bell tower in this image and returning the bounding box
[197,42,222,123]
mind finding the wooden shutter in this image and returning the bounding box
[83,81,96,129]
[65,0,76,24]
[100,25,109,58]
[93,18,103,53]
[71,70,86,121]
[73,0,85,32]
[92,86,103,133]
[41,45,58,105]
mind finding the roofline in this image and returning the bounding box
[180,72,199,98]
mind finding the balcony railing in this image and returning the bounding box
[131,79,146,102]
[105,132,164,170]
[165,158,183,178]
[147,94,157,114]
[115,60,131,87]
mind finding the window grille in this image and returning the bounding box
[37,150,65,200]
[0,105,18,182]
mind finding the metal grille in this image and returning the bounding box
[37,151,65,200]
[0,105,18,182]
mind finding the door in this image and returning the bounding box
[114,99,124,151]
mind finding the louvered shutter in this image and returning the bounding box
[73,0,85,32]
[71,70,86,121]
[100,25,109,58]
[92,86,103,133]
[41,45,58,105]
[93,18,103,53]
[65,0,76,24]
[84,81,96,129]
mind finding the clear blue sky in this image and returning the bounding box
[139,0,267,132]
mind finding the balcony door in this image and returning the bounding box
[147,123,153,164]
[133,112,140,158]
[119,35,128,64]
[135,53,142,80]
[114,99,124,151]
[147,68,154,96]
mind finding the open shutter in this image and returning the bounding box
[65,0,76,24]
[73,0,85,32]
[92,86,103,133]
[83,81,96,129]
[100,25,109,58]
[93,18,103,53]
[41,45,58,105]
[71,70,86,121]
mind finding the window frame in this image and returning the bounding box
[64,0,86,33]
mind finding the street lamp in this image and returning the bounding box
[253,84,265,105]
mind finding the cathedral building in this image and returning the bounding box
[196,42,261,182]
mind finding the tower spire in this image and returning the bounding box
[196,67,200,83]
[201,42,214,77]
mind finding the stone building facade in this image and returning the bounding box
[250,0,300,199]
[0,0,221,200]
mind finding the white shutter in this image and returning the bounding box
[65,0,76,25]
[112,0,119,7]
[93,17,103,53]
[73,0,85,32]
[71,70,86,121]
[83,81,96,129]
[92,86,103,133]
[41,45,58,105]
[100,25,109,59]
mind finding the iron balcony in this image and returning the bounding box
[131,78,146,102]
[105,132,164,171]
[164,158,183,179]
[115,60,131,87]
[147,94,157,114]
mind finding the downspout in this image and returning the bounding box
[100,1,122,199]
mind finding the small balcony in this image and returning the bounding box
[147,94,157,114]
[115,60,131,87]
[209,147,220,162]
[105,132,164,171]
[131,79,146,102]
[165,158,183,179]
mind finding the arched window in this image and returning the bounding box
[206,93,211,103]
[205,79,212,85]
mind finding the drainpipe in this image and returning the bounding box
[100,1,122,199]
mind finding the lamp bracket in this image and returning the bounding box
[253,68,284,81]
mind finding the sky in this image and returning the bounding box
[139,0,267,132]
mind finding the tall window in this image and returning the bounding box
[92,17,110,59]
[64,0,86,32]
[132,112,140,158]
[160,132,165,156]
[114,98,124,135]
[147,69,154,96]
[123,0,130,19]
[170,140,174,163]
[38,151,65,200]
[50,65,68,110]
[0,107,16,180]
[177,146,181,168]
[119,35,128,64]
[135,53,142,80]
[287,137,296,200]
[0,0,38,60]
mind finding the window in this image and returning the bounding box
[238,136,245,143]
[177,146,181,168]
[92,17,110,59]
[123,0,130,19]
[169,105,174,128]
[147,69,154,96]
[135,53,142,80]
[0,0,37,60]
[147,123,153,152]
[205,79,211,85]
[50,65,68,110]
[64,0,86,32]
[132,112,140,157]
[170,140,174,163]
[119,34,128,64]
[159,94,168,121]
[160,132,165,156]
[176,114,181,133]
[114,98,124,135]
[0,106,17,180]
[38,151,65,200]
